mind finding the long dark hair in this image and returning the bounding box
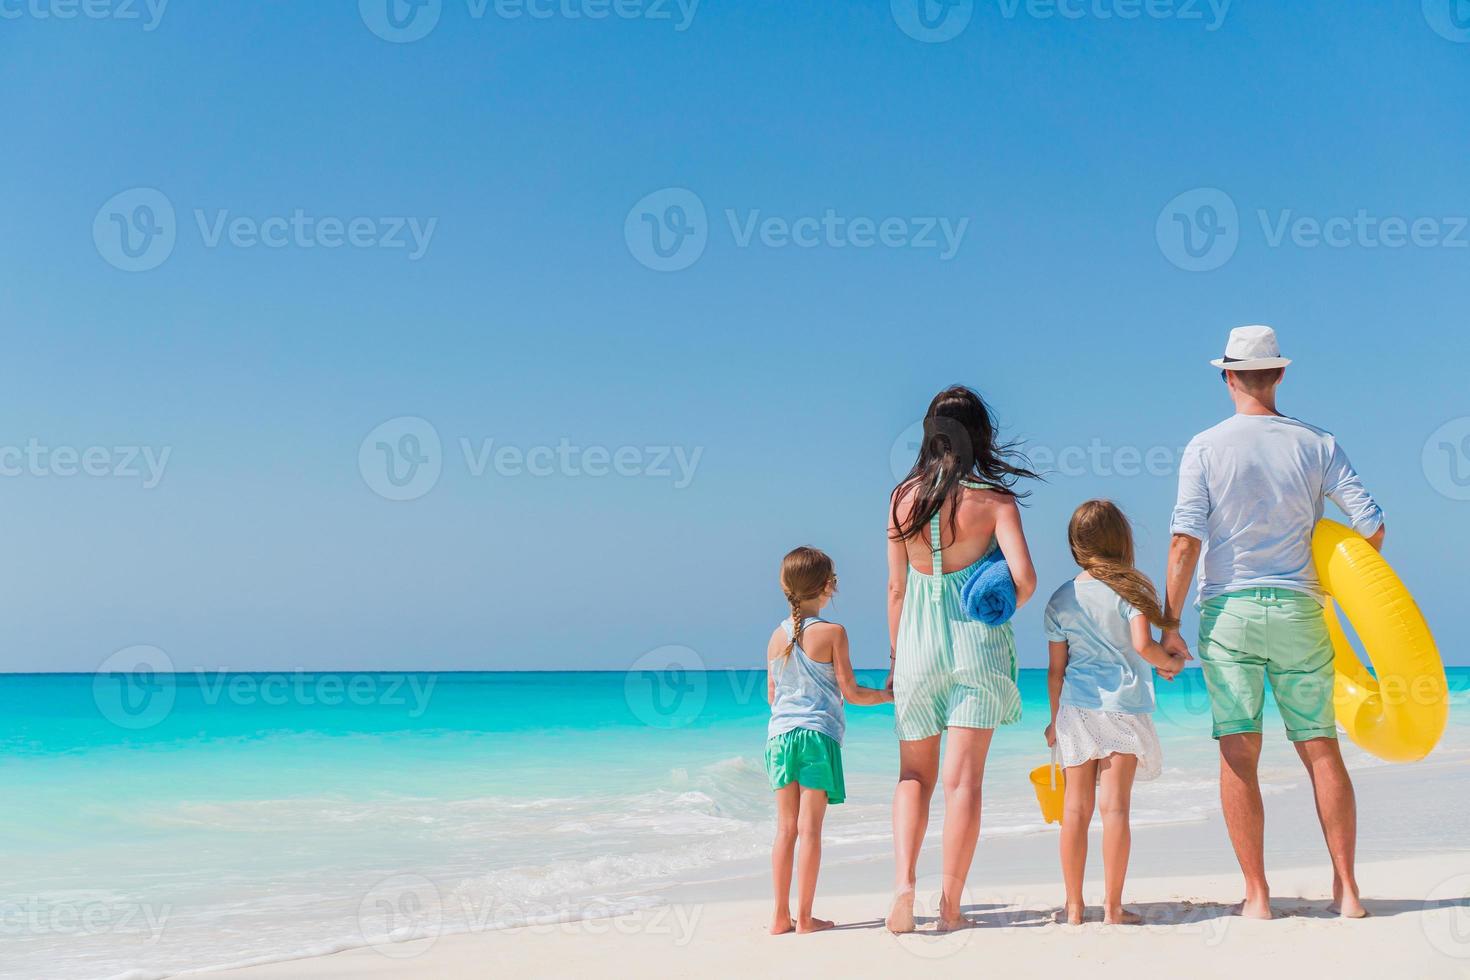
[889,385,1040,542]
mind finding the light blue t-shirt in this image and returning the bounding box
[1170,414,1384,606]
[1043,578,1154,714]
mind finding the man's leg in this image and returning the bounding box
[1198,594,1271,918]
[1270,594,1364,917]
[1219,732,1272,919]
[1294,737,1365,917]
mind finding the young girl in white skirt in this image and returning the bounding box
[1043,500,1189,925]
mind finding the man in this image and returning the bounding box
[1162,325,1384,920]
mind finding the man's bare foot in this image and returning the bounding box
[886,890,915,934]
[796,916,835,933]
[1232,897,1273,920]
[1103,906,1142,925]
[770,916,795,935]
[1329,878,1367,918]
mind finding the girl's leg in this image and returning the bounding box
[937,726,994,930]
[887,735,940,933]
[1097,753,1141,925]
[795,787,833,932]
[770,782,800,935]
[1059,760,1097,925]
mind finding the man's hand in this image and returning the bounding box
[1161,630,1192,662]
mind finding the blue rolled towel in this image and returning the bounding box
[960,552,1016,626]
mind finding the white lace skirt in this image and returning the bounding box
[1054,704,1163,781]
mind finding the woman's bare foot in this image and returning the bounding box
[886,890,915,934]
[1053,902,1085,925]
[770,915,795,935]
[796,916,835,933]
[1103,905,1142,925]
[935,915,974,932]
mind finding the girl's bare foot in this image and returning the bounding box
[770,916,795,935]
[886,890,915,934]
[1103,905,1142,925]
[796,916,835,933]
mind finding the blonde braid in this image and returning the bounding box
[784,592,806,659]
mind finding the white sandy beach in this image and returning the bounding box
[204,758,1470,980]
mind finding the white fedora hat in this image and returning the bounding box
[1210,324,1293,371]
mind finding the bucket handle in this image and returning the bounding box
[1049,742,1060,790]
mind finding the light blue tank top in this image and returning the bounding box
[767,616,845,745]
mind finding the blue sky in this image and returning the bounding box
[1,0,1467,672]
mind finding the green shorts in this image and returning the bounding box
[1198,588,1337,742]
[765,728,845,804]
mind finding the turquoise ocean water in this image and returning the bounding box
[2,668,1467,979]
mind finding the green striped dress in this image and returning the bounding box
[893,488,1022,741]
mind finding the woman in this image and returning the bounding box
[885,385,1039,932]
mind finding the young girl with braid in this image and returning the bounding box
[1042,500,1189,926]
[765,546,892,935]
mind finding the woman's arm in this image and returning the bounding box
[829,626,894,706]
[1131,616,1185,680]
[1045,640,1068,745]
[886,496,909,683]
[993,497,1037,609]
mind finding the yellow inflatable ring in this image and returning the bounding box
[1313,518,1447,762]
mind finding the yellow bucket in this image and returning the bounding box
[1029,748,1066,825]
